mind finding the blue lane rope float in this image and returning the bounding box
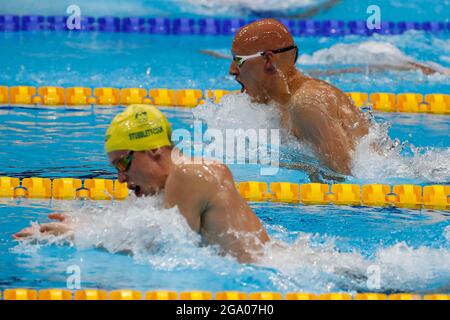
[0,15,449,36]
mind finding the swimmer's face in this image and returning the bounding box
[108,150,166,197]
[229,43,272,104]
[229,19,297,104]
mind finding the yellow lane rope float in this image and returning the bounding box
[0,86,449,114]
[0,177,448,210]
[0,288,449,300]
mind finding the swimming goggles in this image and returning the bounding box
[114,151,134,172]
[232,45,298,67]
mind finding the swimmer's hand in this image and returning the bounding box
[13,213,73,240]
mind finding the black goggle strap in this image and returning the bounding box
[269,45,298,63]
[269,45,297,55]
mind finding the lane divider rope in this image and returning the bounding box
[1,177,448,210]
[1,86,449,114]
[0,289,448,300]
[1,15,449,36]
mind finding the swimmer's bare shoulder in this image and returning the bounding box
[164,162,219,231]
[291,77,353,114]
[164,162,269,262]
[164,161,242,230]
[287,77,344,138]
[288,77,369,174]
[300,78,367,129]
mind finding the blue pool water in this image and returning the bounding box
[1,0,450,294]
[1,0,449,21]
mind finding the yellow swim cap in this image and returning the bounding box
[105,104,172,153]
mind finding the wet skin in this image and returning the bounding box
[229,18,370,175]
[14,148,269,263]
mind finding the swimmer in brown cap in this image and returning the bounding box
[229,18,373,174]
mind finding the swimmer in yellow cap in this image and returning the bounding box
[14,104,269,263]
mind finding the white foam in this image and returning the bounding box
[67,195,230,270]
[11,197,238,273]
[179,0,318,15]
[13,198,450,292]
[193,93,281,130]
[193,93,450,182]
[298,41,413,67]
[298,39,450,76]
[259,235,450,292]
[258,234,369,292]
[444,226,450,243]
[351,121,450,183]
[192,93,315,164]
[373,242,450,292]
[432,38,450,54]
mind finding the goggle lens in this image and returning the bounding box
[233,56,243,66]
[115,152,133,172]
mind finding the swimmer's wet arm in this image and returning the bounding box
[338,94,370,143]
[289,90,353,175]
[406,61,449,75]
[307,62,446,77]
[290,0,341,19]
[193,164,269,263]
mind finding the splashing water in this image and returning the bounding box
[352,121,450,183]
[298,40,450,75]
[12,198,450,293]
[69,196,225,270]
[178,0,320,16]
[299,41,414,67]
[445,226,450,242]
[9,69,450,293]
[193,93,317,165]
[259,234,450,293]
[194,93,282,130]
[193,93,450,183]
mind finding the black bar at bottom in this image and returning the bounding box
[0,300,447,318]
